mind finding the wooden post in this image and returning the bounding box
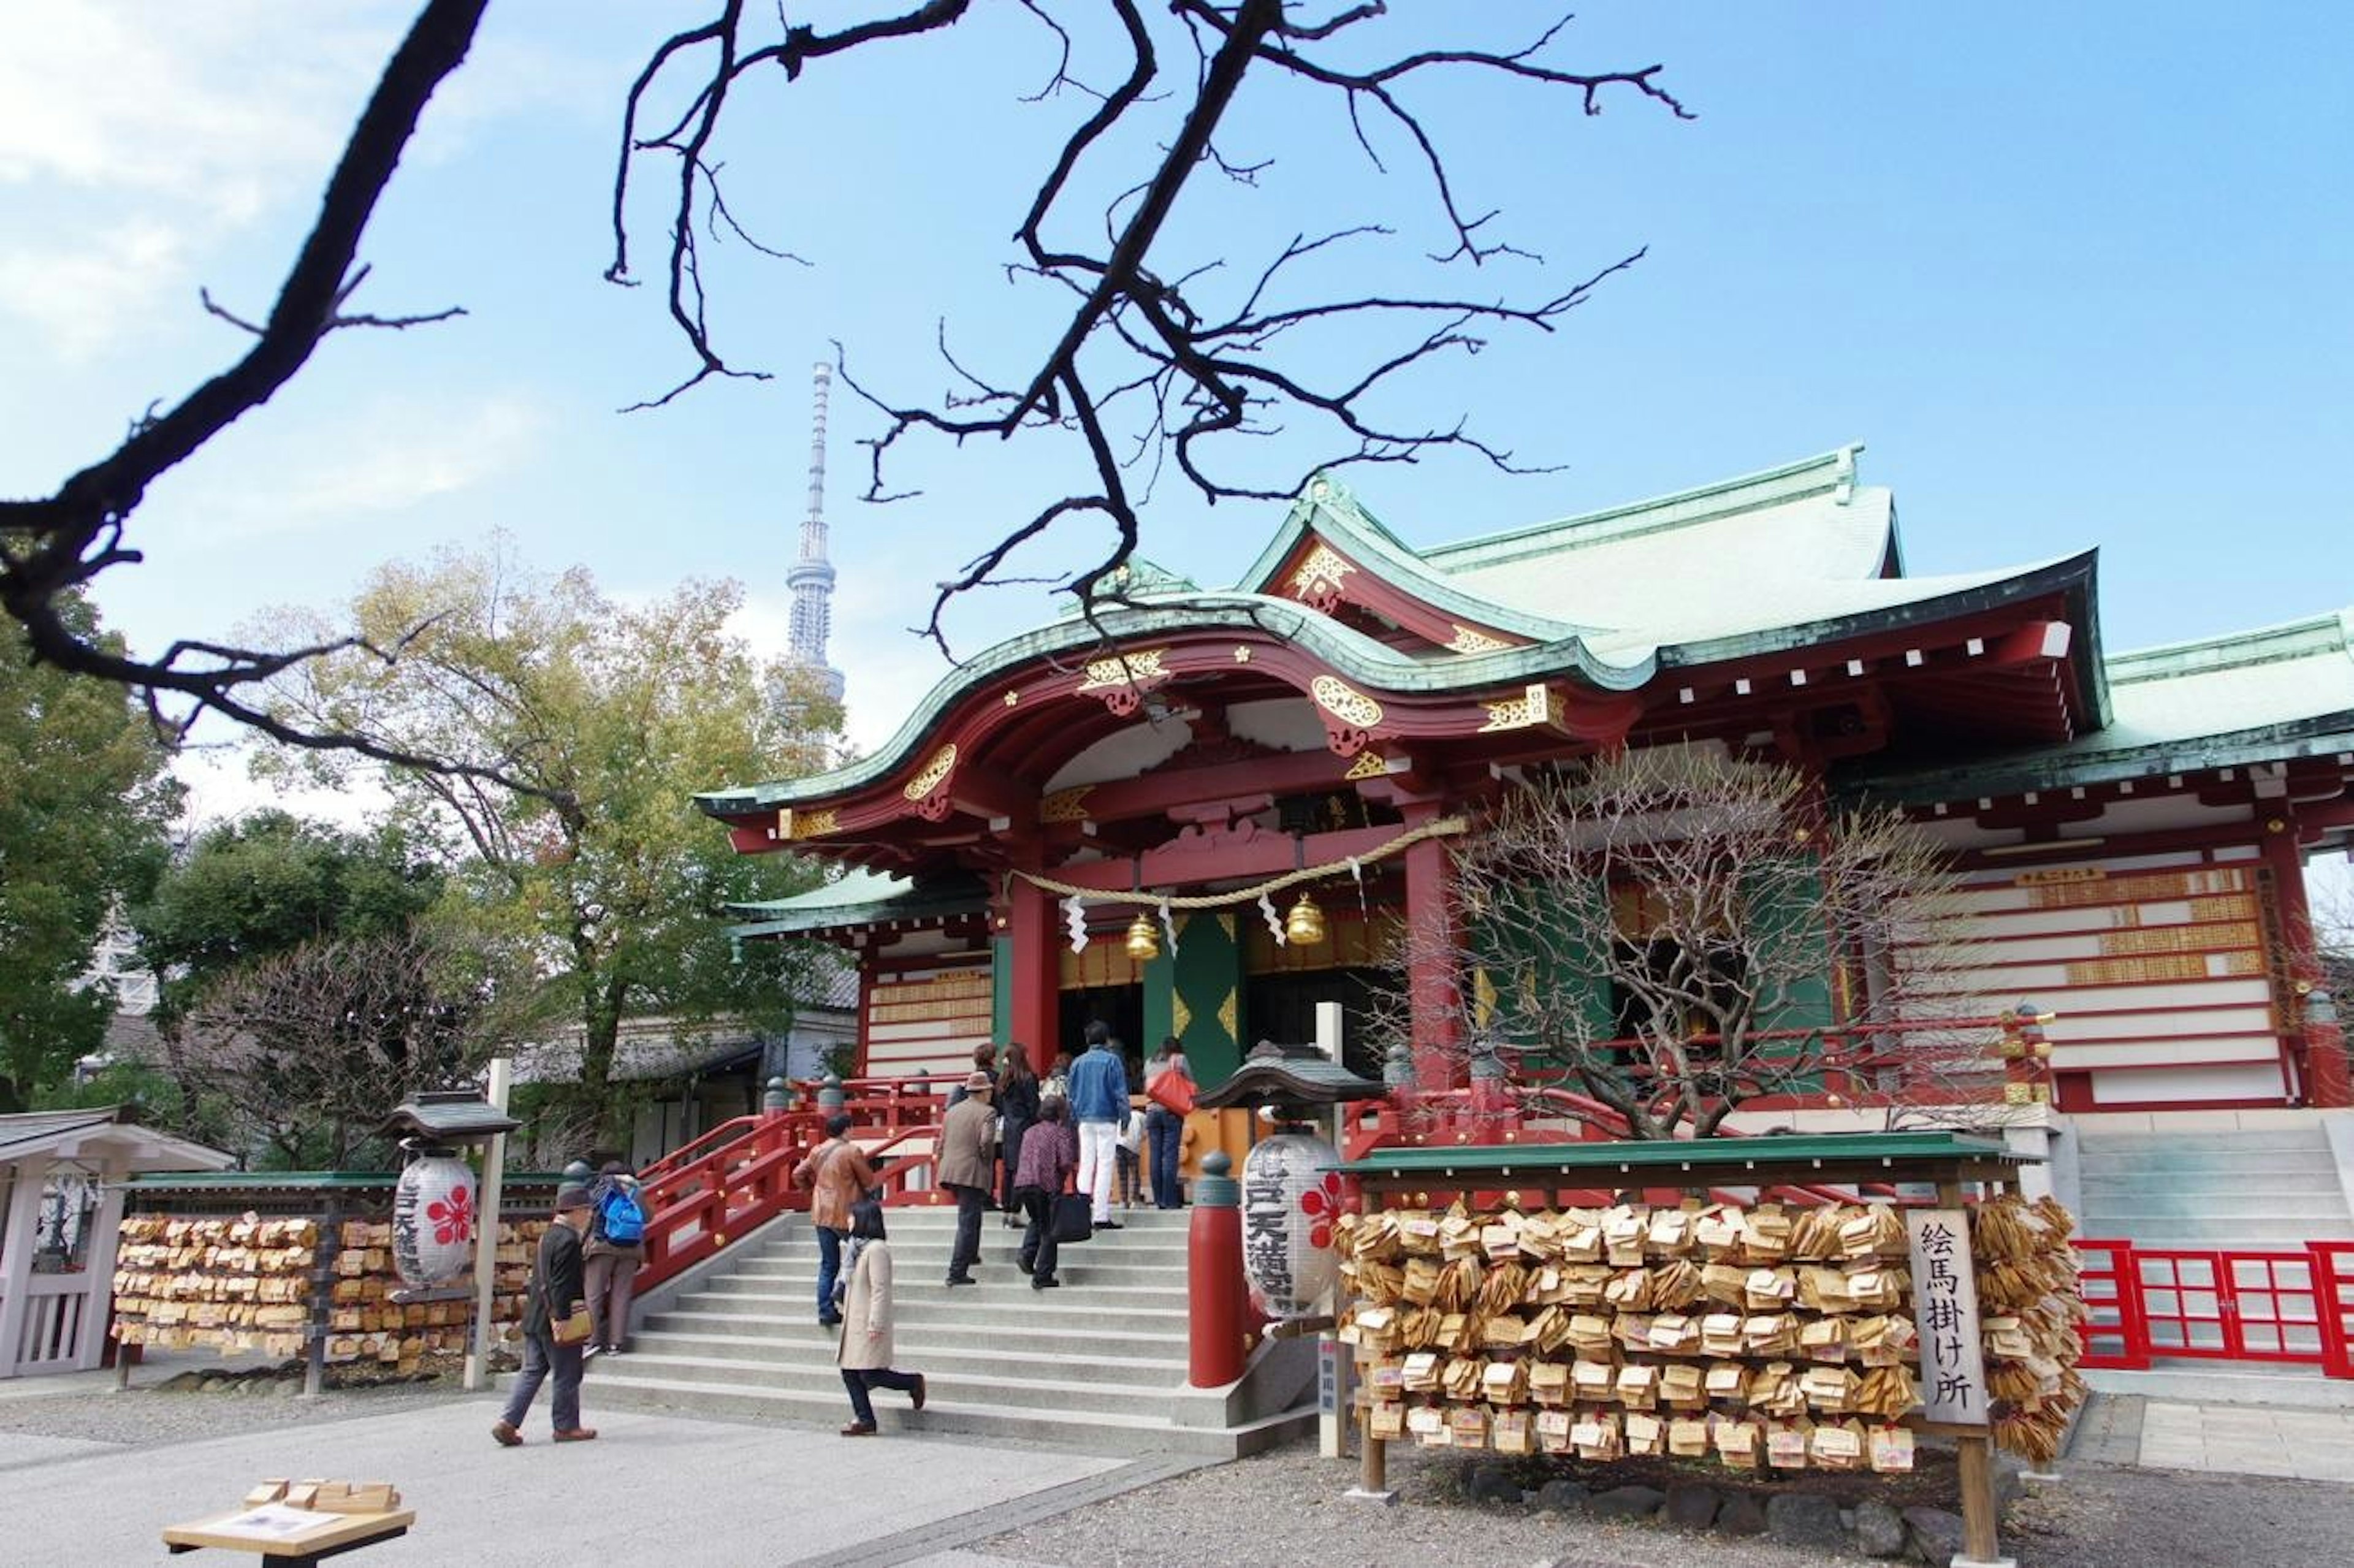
[1358,1408,1387,1494]
[1938,1177,2010,1568]
[464,1054,513,1393]
[0,1154,51,1380]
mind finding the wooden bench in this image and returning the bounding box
[161,1506,413,1568]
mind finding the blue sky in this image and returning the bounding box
[5,3,2350,818]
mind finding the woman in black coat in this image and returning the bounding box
[994,1046,1042,1222]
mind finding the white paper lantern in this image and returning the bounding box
[1239,1130,1344,1318]
[392,1153,477,1287]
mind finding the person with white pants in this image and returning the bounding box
[1065,1021,1130,1228]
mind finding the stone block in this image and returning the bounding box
[1854,1498,1908,1559]
[1534,1479,1591,1513]
[1588,1485,1665,1521]
[1715,1492,1767,1536]
[1663,1483,1722,1531]
[1766,1490,1846,1551]
[1903,1505,1965,1564]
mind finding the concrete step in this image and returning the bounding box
[2084,1364,2354,1412]
[729,1239,1194,1269]
[657,1293,1191,1334]
[627,1328,1186,1377]
[2076,1128,2336,1155]
[592,1351,1177,1412]
[640,1308,1191,1357]
[582,1371,1306,1457]
[2081,1173,2348,1201]
[728,1263,1187,1292]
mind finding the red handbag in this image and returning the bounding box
[1146,1069,1196,1116]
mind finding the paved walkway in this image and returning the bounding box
[0,1395,1135,1567]
[2134,1399,2354,1483]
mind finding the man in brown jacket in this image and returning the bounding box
[936,1071,997,1287]
[792,1114,878,1328]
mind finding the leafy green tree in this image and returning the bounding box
[0,593,180,1111]
[261,544,842,1142]
[132,811,445,1026]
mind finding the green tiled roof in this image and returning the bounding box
[1854,608,2354,800]
[726,870,986,938]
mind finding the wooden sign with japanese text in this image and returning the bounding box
[1906,1208,1990,1426]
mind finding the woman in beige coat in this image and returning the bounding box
[835,1200,926,1436]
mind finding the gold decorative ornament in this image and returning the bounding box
[1003,691,1020,707]
[1446,625,1512,655]
[1217,988,1239,1041]
[1038,786,1094,824]
[1233,645,1252,663]
[1343,750,1389,782]
[1124,913,1161,961]
[1284,891,1329,946]
[1310,675,1384,729]
[1479,682,1558,733]
[1075,647,1169,692]
[1287,542,1357,604]
[1171,995,1193,1038]
[780,807,840,839]
[902,744,959,802]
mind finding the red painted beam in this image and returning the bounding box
[1042,821,1412,891]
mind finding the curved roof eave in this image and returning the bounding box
[1233,476,1598,644]
[696,592,1649,816]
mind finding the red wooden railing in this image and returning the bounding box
[633,1073,972,1293]
[2074,1238,2354,1378]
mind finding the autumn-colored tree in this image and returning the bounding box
[0,592,180,1110]
[260,544,842,1141]
[1379,745,1990,1139]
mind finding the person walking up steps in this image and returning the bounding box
[835,1200,926,1436]
[492,1185,597,1447]
[1013,1097,1079,1290]
[936,1070,996,1286]
[583,1160,646,1355]
[1145,1037,1194,1209]
[792,1114,878,1328]
[1067,1021,1128,1230]
[996,1048,1041,1227]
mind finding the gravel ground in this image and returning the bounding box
[979,1442,2354,1568]
[0,1375,467,1451]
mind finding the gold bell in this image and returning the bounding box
[1124,913,1161,961]
[1284,892,1327,946]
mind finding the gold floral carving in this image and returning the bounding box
[1171,995,1192,1038]
[1038,786,1094,824]
[781,807,840,839]
[1311,675,1384,729]
[1447,625,1512,655]
[902,743,959,801]
[1479,682,1560,733]
[1217,913,1237,943]
[1287,542,1356,604]
[1343,750,1389,782]
[1217,987,1239,1042]
[1075,647,1168,692]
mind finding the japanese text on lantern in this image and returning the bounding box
[1906,1208,1990,1424]
[1243,1148,1295,1307]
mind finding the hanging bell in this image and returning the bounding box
[1284,891,1328,946]
[1124,911,1162,961]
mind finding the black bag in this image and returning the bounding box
[1048,1192,1094,1245]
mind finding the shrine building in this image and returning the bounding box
[696,446,2354,1139]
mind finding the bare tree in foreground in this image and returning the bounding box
[2,0,1685,764]
[171,928,506,1168]
[1377,747,1995,1140]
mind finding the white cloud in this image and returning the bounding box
[191,390,552,540]
[0,218,188,363]
[172,742,389,834]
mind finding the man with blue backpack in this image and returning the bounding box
[584,1160,649,1356]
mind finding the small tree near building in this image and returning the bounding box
[1381,745,1989,1140]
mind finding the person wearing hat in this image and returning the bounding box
[492,1184,597,1447]
[935,1070,998,1287]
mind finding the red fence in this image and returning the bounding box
[2075,1238,2354,1378]
[631,1075,970,1294]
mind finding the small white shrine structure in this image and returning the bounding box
[0,1107,232,1379]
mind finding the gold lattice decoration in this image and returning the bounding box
[1447,625,1512,655]
[902,744,959,801]
[1479,682,1560,733]
[1287,542,1356,603]
[1038,786,1094,824]
[1216,988,1239,1042]
[1311,675,1384,729]
[1075,647,1168,692]
[1344,751,1389,782]
[780,807,840,839]
[1171,994,1192,1039]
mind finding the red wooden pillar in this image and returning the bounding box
[2262,818,2352,1108]
[1187,1152,1249,1387]
[1006,876,1062,1076]
[1403,826,1465,1094]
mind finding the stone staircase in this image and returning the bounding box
[2074,1117,2354,1247]
[588,1206,1311,1455]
